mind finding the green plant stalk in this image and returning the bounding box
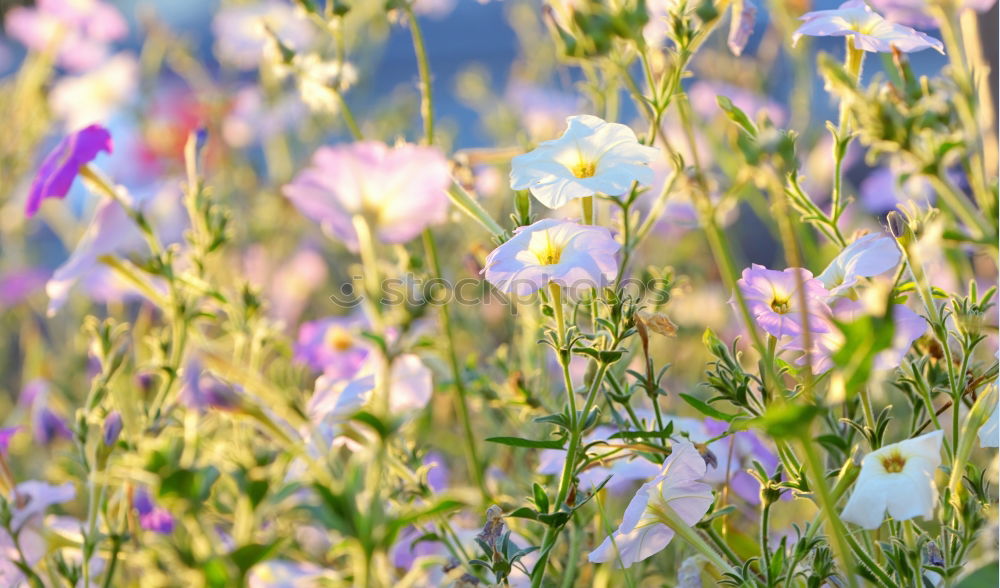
[832,39,864,225]
[422,229,489,501]
[947,387,996,507]
[797,438,858,588]
[760,499,773,584]
[649,502,738,578]
[405,3,434,145]
[448,183,506,238]
[925,172,992,242]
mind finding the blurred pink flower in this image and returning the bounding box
[4,0,127,71]
[737,264,832,339]
[283,142,452,251]
[0,268,50,307]
[294,314,370,379]
[25,124,112,217]
[588,442,713,568]
[511,115,659,209]
[483,218,620,296]
[792,0,944,53]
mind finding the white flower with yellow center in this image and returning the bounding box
[482,218,620,296]
[510,115,660,209]
[841,430,943,529]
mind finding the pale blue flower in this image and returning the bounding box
[818,233,902,296]
[792,1,944,53]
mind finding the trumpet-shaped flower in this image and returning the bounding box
[283,142,451,251]
[483,219,620,296]
[818,233,901,296]
[792,1,944,53]
[510,115,659,209]
[294,314,370,380]
[25,124,113,217]
[841,430,943,529]
[588,442,713,568]
[737,264,832,339]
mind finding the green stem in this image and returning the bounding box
[405,3,434,145]
[650,503,739,577]
[422,229,488,501]
[798,438,857,588]
[581,195,594,225]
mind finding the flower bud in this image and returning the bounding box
[103,411,123,447]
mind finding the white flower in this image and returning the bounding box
[49,52,139,129]
[841,430,943,529]
[792,0,944,54]
[213,0,314,70]
[818,232,901,297]
[588,442,713,568]
[482,218,620,296]
[510,115,659,209]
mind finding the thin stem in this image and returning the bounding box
[405,3,434,145]
[422,229,488,501]
[797,438,857,588]
[581,195,594,225]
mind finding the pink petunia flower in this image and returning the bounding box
[792,0,944,53]
[283,142,452,251]
[736,264,832,339]
[294,314,370,380]
[4,0,128,71]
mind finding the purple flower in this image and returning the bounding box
[859,166,936,212]
[483,218,620,296]
[25,124,112,217]
[134,489,175,534]
[818,232,901,297]
[0,268,49,307]
[4,0,128,72]
[422,451,450,493]
[737,264,832,339]
[869,0,997,29]
[180,360,243,412]
[0,427,21,457]
[792,1,944,53]
[688,81,787,127]
[294,314,370,379]
[20,379,73,445]
[102,411,123,446]
[588,442,714,568]
[283,142,452,251]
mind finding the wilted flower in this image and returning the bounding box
[48,53,139,130]
[792,0,944,53]
[737,265,832,339]
[482,219,620,296]
[25,124,113,217]
[283,142,452,251]
[294,314,370,380]
[588,442,713,568]
[4,0,128,72]
[818,233,901,297]
[841,430,943,529]
[510,115,659,209]
[134,489,175,534]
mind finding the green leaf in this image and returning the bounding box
[532,483,549,514]
[717,95,758,136]
[230,542,282,575]
[752,403,821,439]
[507,506,539,521]
[679,393,737,422]
[830,310,895,401]
[486,436,565,450]
[955,560,999,587]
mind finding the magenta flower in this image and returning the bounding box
[737,264,832,339]
[283,142,451,251]
[818,233,901,297]
[483,219,620,296]
[0,427,20,457]
[294,314,370,380]
[588,442,714,568]
[792,1,944,53]
[4,0,128,71]
[25,124,112,217]
[134,489,175,534]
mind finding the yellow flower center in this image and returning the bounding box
[528,230,563,265]
[770,294,791,314]
[570,160,596,179]
[880,451,907,474]
[324,327,354,352]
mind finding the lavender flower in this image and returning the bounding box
[792,1,944,53]
[25,124,112,217]
[283,142,452,251]
[180,360,243,412]
[294,314,370,380]
[818,233,901,297]
[483,218,620,296]
[134,489,175,534]
[20,379,73,445]
[0,427,20,457]
[4,0,128,72]
[869,0,997,29]
[102,412,123,446]
[737,264,832,339]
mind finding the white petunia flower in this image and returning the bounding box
[482,218,620,296]
[818,232,901,297]
[841,430,943,529]
[510,115,660,209]
[792,0,944,54]
[588,442,713,568]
